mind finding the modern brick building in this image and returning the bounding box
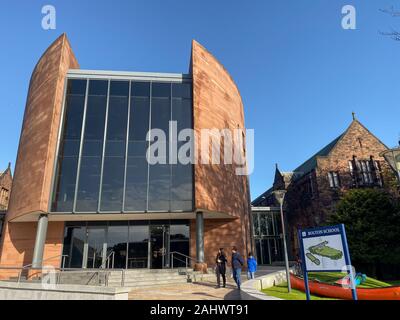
[0,34,252,276]
[253,117,391,260]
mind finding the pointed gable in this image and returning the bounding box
[323,119,388,161]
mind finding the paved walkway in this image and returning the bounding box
[129,266,283,300]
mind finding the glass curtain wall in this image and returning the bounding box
[51,78,193,213]
[253,211,284,265]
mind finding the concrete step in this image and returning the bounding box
[108,278,190,288]
[108,275,188,281]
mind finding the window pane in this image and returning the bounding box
[76,80,108,212]
[128,224,149,268]
[69,226,86,268]
[171,86,193,212]
[100,81,129,211]
[171,163,192,211]
[148,164,170,211]
[170,224,189,241]
[132,81,150,97]
[129,97,150,142]
[76,156,102,212]
[172,98,192,132]
[152,82,171,98]
[151,97,170,137]
[51,79,86,212]
[172,83,192,99]
[107,222,128,269]
[125,157,148,211]
[101,157,125,211]
[125,83,151,212]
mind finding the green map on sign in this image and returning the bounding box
[307,241,343,261]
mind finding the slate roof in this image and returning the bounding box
[292,134,343,178]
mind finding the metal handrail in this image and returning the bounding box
[101,250,115,269]
[0,266,125,287]
[169,251,198,273]
[17,254,69,283]
[21,254,68,269]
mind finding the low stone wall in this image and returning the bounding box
[0,281,130,300]
[241,270,289,300]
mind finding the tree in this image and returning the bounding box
[327,189,400,276]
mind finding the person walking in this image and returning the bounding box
[231,246,244,290]
[215,248,227,288]
[247,252,257,280]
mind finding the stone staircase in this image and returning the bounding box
[4,268,218,288]
[54,268,217,288]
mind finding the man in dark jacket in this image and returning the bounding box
[231,246,244,290]
[215,248,227,288]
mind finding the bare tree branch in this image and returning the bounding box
[380,6,400,41]
[380,6,400,17]
[379,29,400,41]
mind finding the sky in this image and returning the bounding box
[0,0,400,200]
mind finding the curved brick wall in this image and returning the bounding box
[0,34,78,274]
[7,34,79,222]
[191,40,253,263]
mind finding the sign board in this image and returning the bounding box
[298,224,357,300]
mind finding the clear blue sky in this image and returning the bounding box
[1,1,399,200]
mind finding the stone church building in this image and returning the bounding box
[252,117,394,258]
[0,163,12,239]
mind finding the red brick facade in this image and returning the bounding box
[0,34,77,274]
[7,33,79,222]
[191,40,253,264]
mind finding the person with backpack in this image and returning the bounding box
[231,246,244,290]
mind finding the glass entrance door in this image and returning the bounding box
[85,226,106,268]
[150,225,170,269]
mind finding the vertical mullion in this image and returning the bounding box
[98,80,111,213]
[122,82,132,212]
[73,79,90,213]
[146,83,152,212]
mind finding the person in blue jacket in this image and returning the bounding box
[247,252,257,280]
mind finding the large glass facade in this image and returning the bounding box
[51,78,193,213]
[62,220,190,269]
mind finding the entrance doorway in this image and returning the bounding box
[150,225,170,269]
[85,226,106,268]
[63,220,189,269]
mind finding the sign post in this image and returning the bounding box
[298,224,357,300]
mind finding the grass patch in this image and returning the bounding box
[308,272,391,289]
[261,282,336,300]
[261,273,393,300]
